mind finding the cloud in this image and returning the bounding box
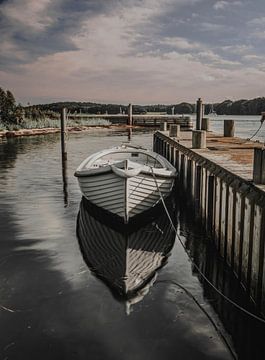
[196,50,242,68]
[2,0,53,31]
[220,45,252,54]
[162,37,200,50]
[247,16,265,27]
[243,54,264,61]
[199,22,227,31]
[213,1,229,10]
[0,0,122,67]
[213,1,242,10]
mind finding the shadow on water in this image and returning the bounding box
[76,197,176,313]
[176,189,265,360]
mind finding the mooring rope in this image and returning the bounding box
[241,115,265,144]
[150,166,265,325]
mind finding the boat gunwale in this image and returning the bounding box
[75,168,176,178]
[75,146,176,175]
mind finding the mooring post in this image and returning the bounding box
[224,119,235,137]
[192,130,206,148]
[160,122,167,131]
[169,124,180,138]
[196,98,203,130]
[201,117,210,131]
[128,103,133,126]
[253,148,265,184]
[60,107,67,161]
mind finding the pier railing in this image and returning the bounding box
[154,131,265,313]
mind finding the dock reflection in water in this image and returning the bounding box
[178,198,265,360]
[77,197,175,312]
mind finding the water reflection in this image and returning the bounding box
[77,197,175,313]
[127,127,132,141]
[61,158,68,207]
[0,132,236,359]
[177,195,265,360]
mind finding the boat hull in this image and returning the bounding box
[77,171,174,223]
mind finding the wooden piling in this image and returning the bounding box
[128,103,133,126]
[253,148,265,184]
[196,98,203,130]
[207,175,215,233]
[60,108,67,161]
[195,165,202,213]
[201,117,210,131]
[169,124,180,138]
[160,122,167,131]
[192,130,206,149]
[224,120,235,137]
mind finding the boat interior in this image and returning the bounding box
[91,152,163,169]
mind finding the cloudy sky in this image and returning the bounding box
[0,0,265,104]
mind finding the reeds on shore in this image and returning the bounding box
[0,117,111,131]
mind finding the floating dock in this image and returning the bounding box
[153,128,265,314]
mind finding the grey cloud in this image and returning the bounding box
[129,0,265,69]
[1,0,265,78]
[0,0,125,69]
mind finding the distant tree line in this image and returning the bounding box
[36,98,265,116]
[1,85,265,128]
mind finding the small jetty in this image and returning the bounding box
[153,117,265,315]
[68,113,193,129]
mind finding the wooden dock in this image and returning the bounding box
[153,129,265,314]
[68,113,193,129]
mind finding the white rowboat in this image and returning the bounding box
[74,144,176,223]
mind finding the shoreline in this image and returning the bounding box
[0,124,138,139]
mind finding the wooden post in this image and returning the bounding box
[192,130,206,148]
[160,122,167,131]
[175,149,180,172]
[253,148,265,184]
[207,175,215,233]
[196,98,203,130]
[60,108,67,161]
[170,146,175,165]
[180,154,185,188]
[201,117,210,131]
[195,165,202,213]
[187,159,192,196]
[224,120,235,137]
[169,124,180,138]
[128,103,133,126]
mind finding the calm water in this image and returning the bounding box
[0,120,263,360]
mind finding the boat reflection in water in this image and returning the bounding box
[77,197,175,313]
